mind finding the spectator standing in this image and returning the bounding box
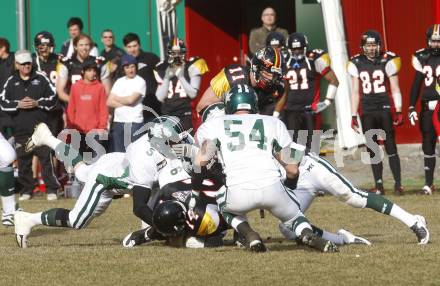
[154,37,209,132]
[121,33,160,122]
[57,33,111,103]
[66,60,108,159]
[0,50,59,201]
[100,29,125,81]
[107,54,146,152]
[249,7,288,55]
[60,17,99,58]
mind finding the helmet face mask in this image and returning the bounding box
[360,30,382,60]
[34,31,55,56]
[148,116,189,155]
[167,38,186,66]
[251,46,285,91]
[287,33,308,61]
[152,200,187,237]
[427,24,440,56]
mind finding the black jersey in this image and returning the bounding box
[154,57,208,116]
[285,49,331,111]
[32,53,60,86]
[347,51,401,112]
[411,48,440,103]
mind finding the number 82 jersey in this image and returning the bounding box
[347,51,401,112]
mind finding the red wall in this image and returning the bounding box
[342,0,436,143]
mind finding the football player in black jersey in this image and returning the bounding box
[154,38,209,132]
[408,24,440,195]
[276,32,339,152]
[56,33,111,103]
[196,46,286,116]
[348,30,404,195]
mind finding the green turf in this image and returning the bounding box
[0,193,438,286]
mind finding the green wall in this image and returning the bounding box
[0,0,185,55]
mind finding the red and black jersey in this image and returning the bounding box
[411,48,440,104]
[347,51,401,112]
[154,57,208,116]
[285,49,331,111]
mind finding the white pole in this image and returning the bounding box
[319,0,365,148]
[16,0,26,50]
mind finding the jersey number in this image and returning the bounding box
[422,65,440,86]
[168,81,187,99]
[286,69,309,90]
[223,119,267,151]
[359,70,386,94]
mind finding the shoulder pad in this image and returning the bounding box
[383,51,398,59]
[414,48,430,60]
[350,54,362,61]
[186,56,200,66]
[60,56,70,63]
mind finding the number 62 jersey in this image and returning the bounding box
[347,51,401,112]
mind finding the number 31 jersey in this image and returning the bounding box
[347,52,401,112]
[196,114,292,189]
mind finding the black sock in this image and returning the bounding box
[388,154,401,188]
[424,156,436,186]
[371,162,383,188]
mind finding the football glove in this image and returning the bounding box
[171,143,199,159]
[314,99,332,114]
[408,106,418,126]
[351,115,360,133]
[393,112,404,126]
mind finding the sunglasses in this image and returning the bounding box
[18,62,32,66]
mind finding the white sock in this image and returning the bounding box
[1,195,16,214]
[389,205,417,227]
[29,212,43,226]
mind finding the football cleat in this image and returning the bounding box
[1,211,14,227]
[25,123,53,152]
[122,227,152,248]
[246,231,267,253]
[411,215,429,245]
[337,229,371,246]
[420,185,434,195]
[299,228,339,253]
[14,211,35,248]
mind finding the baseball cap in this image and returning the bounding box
[121,54,137,66]
[15,50,32,64]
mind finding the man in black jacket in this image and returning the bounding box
[0,50,60,201]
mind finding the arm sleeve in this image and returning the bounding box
[154,69,170,102]
[98,85,109,129]
[178,69,201,99]
[385,57,402,77]
[346,61,359,78]
[410,71,424,107]
[0,77,19,112]
[131,185,153,224]
[36,74,57,110]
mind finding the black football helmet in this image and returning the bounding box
[152,200,187,237]
[34,31,55,47]
[250,46,286,91]
[266,31,286,49]
[287,32,308,60]
[426,24,440,56]
[360,30,382,59]
[167,37,186,65]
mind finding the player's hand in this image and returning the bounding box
[408,106,418,126]
[171,143,199,159]
[351,115,360,133]
[393,112,404,126]
[165,66,176,79]
[314,99,332,114]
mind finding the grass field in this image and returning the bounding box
[0,191,439,286]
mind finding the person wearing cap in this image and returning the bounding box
[107,54,146,152]
[66,59,108,159]
[249,7,288,54]
[0,50,60,201]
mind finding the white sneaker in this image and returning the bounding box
[337,229,372,245]
[47,193,58,201]
[1,211,14,226]
[422,185,433,195]
[25,123,53,152]
[14,211,35,248]
[411,215,430,245]
[18,194,31,201]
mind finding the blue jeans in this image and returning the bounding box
[109,122,145,152]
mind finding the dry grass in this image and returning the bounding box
[0,192,439,286]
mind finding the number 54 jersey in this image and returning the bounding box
[196,114,292,189]
[347,51,401,112]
